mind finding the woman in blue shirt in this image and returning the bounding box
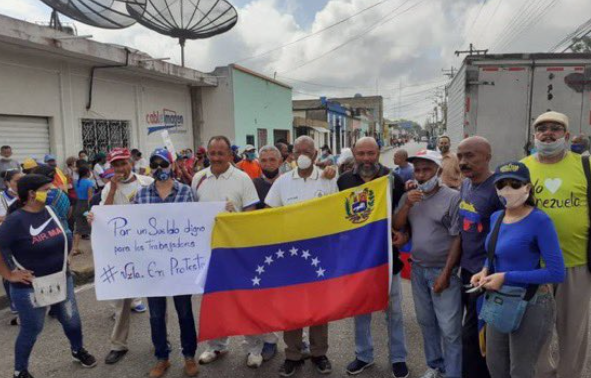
[471,161,565,378]
[72,166,94,255]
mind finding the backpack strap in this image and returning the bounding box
[582,156,591,273]
[486,211,505,272]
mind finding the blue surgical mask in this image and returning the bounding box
[571,144,586,154]
[246,152,256,161]
[154,167,172,181]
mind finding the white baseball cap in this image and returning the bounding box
[533,111,569,130]
[408,149,442,167]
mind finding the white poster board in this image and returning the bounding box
[91,202,225,300]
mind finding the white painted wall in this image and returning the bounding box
[0,43,194,164]
[199,66,236,145]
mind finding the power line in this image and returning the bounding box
[549,16,591,52]
[464,0,487,41]
[277,0,428,74]
[489,0,538,51]
[474,0,503,45]
[232,0,395,64]
[278,75,446,91]
[497,0,559,51]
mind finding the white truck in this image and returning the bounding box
[447,53,591,167]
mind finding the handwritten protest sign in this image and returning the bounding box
[91,202,225,300]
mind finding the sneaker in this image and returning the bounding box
[262,342,278,361]
[279,359,304,377]
[184,357,199,377]
[149,360,171,378]
[132,303,147,313]
[419,368,443,378]
[346,359,374,375]
[198,349,228,364]
[14,371,34,378]
[72,348,97,368]
[247,353,263,368]
[311,356,332,374]
[392,362,410,378]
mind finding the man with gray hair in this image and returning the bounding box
[253,145,283,210]
[265,135,338,377]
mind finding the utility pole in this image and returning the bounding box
[455,43,488,57]
[442,66,457,79]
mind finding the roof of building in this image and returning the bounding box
[230,64,292,89]
[0,13,218,86]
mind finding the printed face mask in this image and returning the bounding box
[154,167,172,181]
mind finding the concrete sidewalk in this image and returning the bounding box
[0,239,95,309]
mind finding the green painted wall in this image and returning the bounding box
[232,68,293,148]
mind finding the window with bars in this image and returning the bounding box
[81,119,130,159]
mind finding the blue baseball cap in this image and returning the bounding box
[493,161,531,184]
[44,154,56,162]
[150,148,173,164]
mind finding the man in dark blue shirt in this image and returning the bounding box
[457,136,503,378]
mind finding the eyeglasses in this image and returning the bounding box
[495,179,525,190]
[149,161,170,170]
[535,124,565,133]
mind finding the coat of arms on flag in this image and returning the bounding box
[198,176,393,341]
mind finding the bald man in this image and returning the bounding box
[338,137,409,378]
[394,149,414,184]
[456,136,503,378]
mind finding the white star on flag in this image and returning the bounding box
[316,267,326,277]
[301,250,311,260]
[276,249,285,258]
[265,256,274,265]
[256,265,265,275]
[311,257,320,267]
[252,276,261,286]
[289,247,299,256]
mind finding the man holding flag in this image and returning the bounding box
[264,136,338,376]
[337,137,409,378]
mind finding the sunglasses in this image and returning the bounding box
[535,124,565,133]
[149,161,170,170]
[495,179,526,190]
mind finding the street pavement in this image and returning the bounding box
[0,141,590,378]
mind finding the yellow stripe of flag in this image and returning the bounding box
[212,176,390,249]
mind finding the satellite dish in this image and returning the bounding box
[126,0,238,66]
[40,0,137,29]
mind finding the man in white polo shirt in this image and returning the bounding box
[192,135,279,368]
[265,136,338,377]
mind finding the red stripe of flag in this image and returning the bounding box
[199,265,389,341]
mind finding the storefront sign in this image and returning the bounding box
[146,108,185,135]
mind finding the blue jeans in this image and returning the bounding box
[148,295,197,360]
[354,274,408,364]
[3,278,16,313]
[11,276,83,372]
[411,265,462,378]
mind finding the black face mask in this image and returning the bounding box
[263,169,279,179]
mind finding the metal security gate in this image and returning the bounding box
[0,115,50,162]
[81,119,130,159]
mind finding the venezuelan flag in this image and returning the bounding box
[199,176,393,341]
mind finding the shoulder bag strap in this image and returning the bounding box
[582,156,591,273]
[486,211,505,273]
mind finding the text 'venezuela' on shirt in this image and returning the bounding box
[0,208,72,288]
[522,152,589,268]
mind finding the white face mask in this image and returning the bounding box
[496,185,530,209]
[535,137,567,157]
[297,155,312,170]
[417,175,439,193]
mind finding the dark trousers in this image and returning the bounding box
[461,269,491,378]
[148,295,197,360]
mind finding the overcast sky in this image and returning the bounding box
[1,0,589,123]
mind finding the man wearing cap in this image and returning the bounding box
[0,146,20,190]
[44,154,69,192]
[134,148,198,378]
[192,136,262,365]
[21,158,38,174]
[193,147,209,173]
[237,144,263,179]
[99,148,153,365]
[438,136,462,189]
[522,111,591,378]
[394,149,462,378]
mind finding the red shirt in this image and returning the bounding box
[237,159,262,179]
